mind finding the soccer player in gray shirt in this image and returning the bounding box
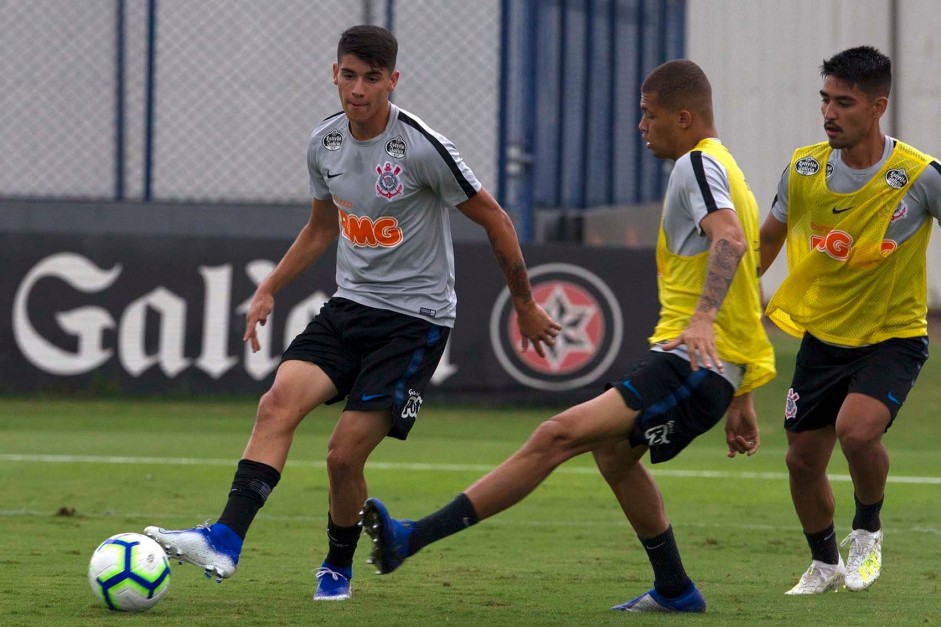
[145,24,560,601]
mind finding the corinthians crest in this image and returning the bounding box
[376,161,404,200]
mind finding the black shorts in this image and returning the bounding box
[784,333,929,433]
[281,297,450,440]
[610,351,734,464]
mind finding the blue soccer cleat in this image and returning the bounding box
[313,562,352,601]
[144,522,241,583]
[360,498,415,574]
[611,582,706,613]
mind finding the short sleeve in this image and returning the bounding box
[769,164,790,223]
[307,133,331,200]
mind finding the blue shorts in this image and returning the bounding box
[281,297,449,440]
[610,351,734,463]
[784,333,929,433]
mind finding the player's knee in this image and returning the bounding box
[324,444,363,481]
[592,446,621,480]
[785,445,827,480]
[527,418,578,459]
[255,388,302,434]
[836,426,880,459]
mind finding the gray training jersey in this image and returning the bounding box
[770,136,941,241]
[652,141,745,390]
[307,103,482,327]
[661,145,734,257]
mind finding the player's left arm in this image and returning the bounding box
[660,208,747,371]
[663,208,747,371]
[659,153,746,370]
[457,188,561,356]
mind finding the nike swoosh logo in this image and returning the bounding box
[887,392,901,405]
[360,393,385,401]
[832,206,853,214]
[326,171,343,179]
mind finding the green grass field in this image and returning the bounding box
[2,329,940,626]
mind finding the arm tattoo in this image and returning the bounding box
[697,238,743,314]
[489,233,533,302]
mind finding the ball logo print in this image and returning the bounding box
[385,136,407,158]
[490,263,622,391]
[794,156,820,176]
[885,168,908,189]
[322,129,343,151]
[88,532,170,612]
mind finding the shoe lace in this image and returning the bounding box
[840,531,874,569]
[315,567,348,582]
[801,564,825,586]
[799,561,838,589]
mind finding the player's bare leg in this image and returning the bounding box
[836,393,890,591]
[315,409,391,600]
[362,389,636,573]
[786,427,838,534]
[784,427,845,594]
[146,361,336,582]
[243,360,338,472]
[326,410,392,524]
[464,389,637,518]
[595,440,705,612]
[593,440,664,536]
[836,393,890,506]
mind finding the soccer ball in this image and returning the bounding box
[88,532,171,612]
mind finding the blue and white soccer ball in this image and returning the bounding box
[88,532,171,612]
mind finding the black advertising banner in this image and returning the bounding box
[0,233,658,404]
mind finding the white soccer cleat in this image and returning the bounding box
[841,529,883,591]
[144,524,239,582]
[785,558,845,595]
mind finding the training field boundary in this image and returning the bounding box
[3,453,941,485]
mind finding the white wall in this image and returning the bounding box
[686,0,941,306]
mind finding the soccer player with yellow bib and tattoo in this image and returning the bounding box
[760,46,941,595]
[361,59,776,614]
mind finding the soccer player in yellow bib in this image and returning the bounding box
[361,59,776,614]
[760,46,941,595]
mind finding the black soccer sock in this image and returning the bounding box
[216,459,281,540]
[324,514,362,570]
[412,493,479,553]
[852,494,884,533]
[805,522,840,564]
[639,525,692,598]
